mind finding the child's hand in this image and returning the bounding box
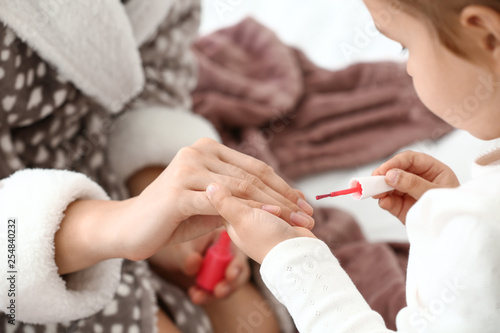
[205,183,316,264]
[120,138,314,262]
[372,150,460,224]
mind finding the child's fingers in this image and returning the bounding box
[385,169,435,200]
[372,192,391,200]
[374,151,427,178]
[206,182,305,264]
[378,194,416,224]
[206,183,256,228]
[185,191,310,228]
[378,196,405,223]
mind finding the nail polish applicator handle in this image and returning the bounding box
[316,175,394,200]
[196,231,233,293]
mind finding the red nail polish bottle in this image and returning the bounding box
[196,231,233,293]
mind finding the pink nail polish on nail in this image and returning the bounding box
[290,212,310,228]
[297,198,313,214]
[262,205,281,215]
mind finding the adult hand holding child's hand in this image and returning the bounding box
[121,138,314,262]
[56,138,314,276]
[372,150,460,224]
[205,183,316,264]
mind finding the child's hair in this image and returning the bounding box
[396,0,500,58]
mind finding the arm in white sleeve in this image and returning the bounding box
[107,106,220,182]
[395,182,500,333]
[260,175,500,333]
[0,169,123,324]
[260,237,394,333]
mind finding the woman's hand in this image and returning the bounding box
[372,150,460,224]
[148,229,251,304]
[205,183,316,265]
[120,138,314,262]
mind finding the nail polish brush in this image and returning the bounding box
[316,175,394,200]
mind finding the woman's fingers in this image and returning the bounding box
[204,158,311,214]
[192,138,313,215]
[215,174,314,227]
[179,183,313,229]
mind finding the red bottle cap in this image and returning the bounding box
[196,231,233,292]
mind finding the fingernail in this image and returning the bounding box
[290,212,310,228]
[231,266,241,278]
[298,211,314,224]
[262,205,281,215]
[297,198,313,214]
[386,170,398,185]
[220,284,231,295]
[206,184,218,196]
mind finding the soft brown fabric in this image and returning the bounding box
[192,17,453,180]
[191,17,453,330]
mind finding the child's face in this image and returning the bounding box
[364,0,500,140]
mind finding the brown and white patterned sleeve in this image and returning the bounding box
[0,25,124,324]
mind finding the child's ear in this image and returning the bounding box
[460,5,500,71]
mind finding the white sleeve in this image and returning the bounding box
[0,169,123,325]
[395,183,500,333]
[260,237,394,333]
[107,106,220,182]
[261,179,500,333]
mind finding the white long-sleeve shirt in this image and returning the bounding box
[261,147,500,333]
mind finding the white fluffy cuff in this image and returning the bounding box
[0,169,123,324]
[108,106,220,182]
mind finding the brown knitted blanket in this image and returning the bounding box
[192,17,453,330]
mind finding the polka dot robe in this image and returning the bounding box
[0,0,214,332]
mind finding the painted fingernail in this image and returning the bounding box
[297,198,313,214]
[298,211,314,224]
[262,205,281,215]
[206,184,218,196]
[386,170,398,185]
[290,212,310,228]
